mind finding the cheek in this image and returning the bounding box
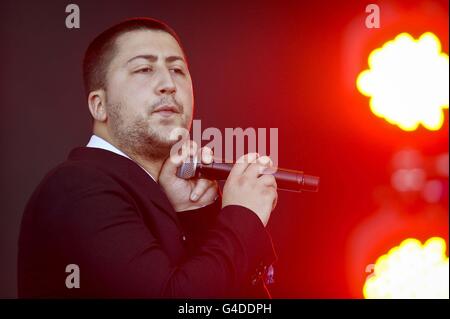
[177,79,194,112]
[122,81,151,107]
[106,71,128,102]
[108,76,152,111]
[129,77,154,98]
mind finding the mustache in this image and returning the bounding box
[150,97,184,114]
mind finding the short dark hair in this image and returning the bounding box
[82,17,186,96]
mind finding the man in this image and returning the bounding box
[18,18,278,298]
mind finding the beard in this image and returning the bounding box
[107,101,188,161]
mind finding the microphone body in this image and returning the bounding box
[176,161,320,192]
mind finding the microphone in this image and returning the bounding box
[176,159,320,192]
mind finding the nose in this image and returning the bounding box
[155,68,176,95]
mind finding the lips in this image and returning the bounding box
[152,104,180,114]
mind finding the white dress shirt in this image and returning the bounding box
[86,135,156,181]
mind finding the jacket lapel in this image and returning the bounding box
[68,147,181,228]
[125,165,181,227]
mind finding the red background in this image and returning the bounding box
[0,0,448,298]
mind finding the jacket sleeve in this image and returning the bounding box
[39,165,276,298]
[176,199,222,250]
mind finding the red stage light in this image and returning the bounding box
[357,32,449,131]
[364,237,449,298]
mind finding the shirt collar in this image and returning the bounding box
[86,135,156,181]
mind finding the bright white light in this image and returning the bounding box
[357,32,449,131]
[364,237,449,298]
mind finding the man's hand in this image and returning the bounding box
[222,153,278,227]
[159,140,218,212]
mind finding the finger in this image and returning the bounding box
[259,174,277,189]
[165,140,198,175]
[229,153,259,177]
[263,187,277,211]
[257,155,272,166]
[168,139,188,167]
[244,163,266,178]
[272,191,278,210]
[245,156,273,178]
[200,147,213,165]
[199,180,220,203]
[258,156,275,175]
[190,178,216,202]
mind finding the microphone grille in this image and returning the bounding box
[176,161,197,179]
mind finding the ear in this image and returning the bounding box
[88,89,107,122]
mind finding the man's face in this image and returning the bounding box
[104,29,193,158]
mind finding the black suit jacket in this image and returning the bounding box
[18,147,276,298]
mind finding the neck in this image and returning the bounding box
[93,125,165,181]
[126,152,165,181]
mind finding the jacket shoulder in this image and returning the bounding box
[37,160,115,196]
[24,159,125,218]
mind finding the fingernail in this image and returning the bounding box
[258,156,270,165]
[259,165,267,174]
[190,193,199,201]
[249,153,258,163]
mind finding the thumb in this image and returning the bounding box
[162,140,198,177]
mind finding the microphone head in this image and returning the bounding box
[176,160,197,179]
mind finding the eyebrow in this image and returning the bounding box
[126,54,185,65]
